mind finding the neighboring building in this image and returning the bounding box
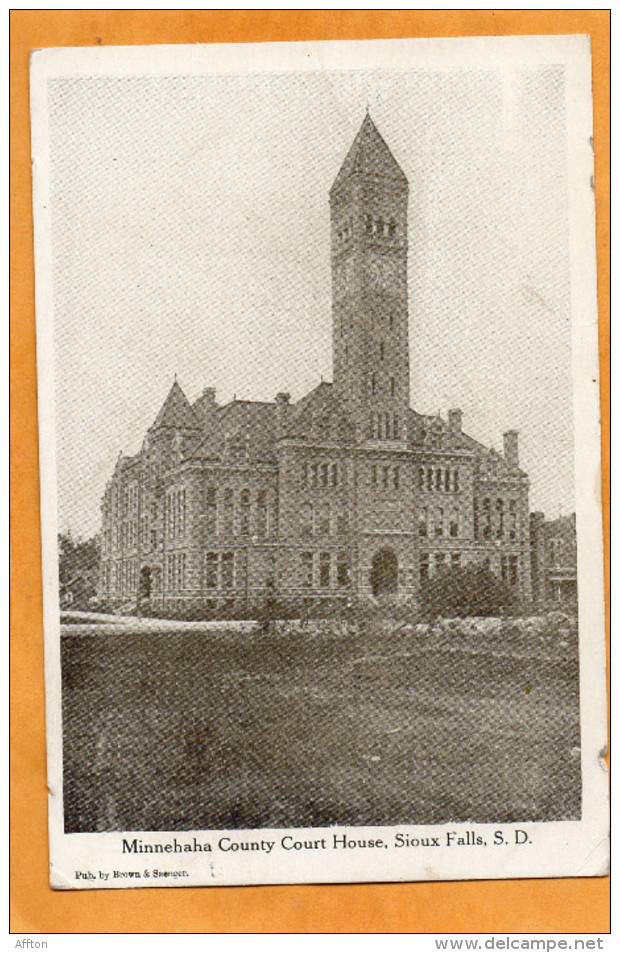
[99,114,533,614]
[530,512,577,606]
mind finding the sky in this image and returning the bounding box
[47,61,575,538]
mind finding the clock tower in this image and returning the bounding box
[330,113,410,442]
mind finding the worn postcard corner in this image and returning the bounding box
[30,35,608,890]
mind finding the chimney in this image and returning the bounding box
[275,392,291,436]
[503,430,519,469]
[202,386,216,403]
[448,408,463,433]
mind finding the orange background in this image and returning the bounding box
[10,10,610,935]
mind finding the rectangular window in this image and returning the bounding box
[382,466,390,489]
[319,552,331,588]
[301,552,313,588]
[453,469,460,492]
[444,469,450,491]
[222,489,234,535]
[509,501,517,539]
[337,513,347,535]
[318,504,330,536]
[205,552,218,588]
[221,552,234,589]
[331,463,338,487]
[427,467,433,491]
[320,463,329,487]
[435,553,446,572]
[371,464,377,486]
[451,553,461,570]
[509,555,519,587]
[206,487,217,534]
[311,464,318,488]
[300,503,313,538]
[393,415,400,439]
[301,462,308,486]
[257,491,268,536]
[436,469,442,491]
[336,552,349,587]
[393,466,400,489]
[419,468,425,490]
[501,555,508,581]
[419,553,430,583]
[496,499,504,538]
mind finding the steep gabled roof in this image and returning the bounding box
[189,399,278,463]
[150,380,200,432]
[287,381,355,443]
[331,113,408,195]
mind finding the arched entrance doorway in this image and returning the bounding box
[370,549,398,596]
[139,565,152,599]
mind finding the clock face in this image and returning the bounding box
[366,254,402,293]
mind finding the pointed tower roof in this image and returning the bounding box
[330,112,408,195]
[150,379,200,431]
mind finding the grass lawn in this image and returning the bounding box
[61,622,581,832]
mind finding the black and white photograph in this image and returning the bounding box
[30,36,607,888]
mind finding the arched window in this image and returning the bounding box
[376,216,384,235]
[450,507,459,538]
[435,507,444,537]
[418,507,428,537]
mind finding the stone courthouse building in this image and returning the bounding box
[99,114,533,614]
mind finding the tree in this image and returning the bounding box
[419,565,517,618]
[58,532,100,591]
